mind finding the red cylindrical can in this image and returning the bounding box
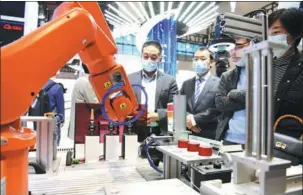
[167,103,173,111]
[178,139,189,148]
[198,145,213,156]
[187,142,200,152]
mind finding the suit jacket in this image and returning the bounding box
[128,70,179,134]
[215,67,245,141]
[180,75,221,139]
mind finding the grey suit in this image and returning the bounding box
[215,67,246,141]
[180,75,221,139]
[128,70,179,134]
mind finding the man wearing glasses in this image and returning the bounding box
[215,37,251,146]
[180,47,220,139]
[128,40,178,141]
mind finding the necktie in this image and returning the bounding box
[194,78,204,104]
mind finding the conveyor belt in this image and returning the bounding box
[29,162,146,195]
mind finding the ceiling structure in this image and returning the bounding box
[41,1,276,41]
[101,1,275,39]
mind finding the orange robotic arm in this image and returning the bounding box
[1,2,138,126]
[0,3,138,195]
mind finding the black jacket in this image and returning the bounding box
[274,51,303,139]
[215,67,244,141]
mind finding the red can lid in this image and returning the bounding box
[178,139,189,148]
[187,142,200,152]
[198,145,213,156]
[167,103,173,111]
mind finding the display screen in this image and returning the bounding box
[0,20,24,47]
[0,1,25,18]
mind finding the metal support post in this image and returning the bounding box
[245,54,253,157]
[256,50,262,160]
[266,49,274,161]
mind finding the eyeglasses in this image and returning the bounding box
[142,53,159,61]
[235,42,250,49]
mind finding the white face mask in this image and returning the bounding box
[268,34,291,58]
[142,59,158,72]
[193,60,209,75]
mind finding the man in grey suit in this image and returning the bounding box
[180,47,220,139]
[128,40,178,141]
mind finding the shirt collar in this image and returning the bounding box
[142,70,158,81]
[195,71,211,82]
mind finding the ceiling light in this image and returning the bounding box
[148,2,155,17]
[105,17,125,26]
[105,14,129,26]
[128,2,145,22]
[230,2,236,13]
[108,4,134,24]
[167,2,173,13]
[186,2,217,26]
[190,12,218,29]
[115,2,140,23]
[183,2,205,24]
[160,2,165,14]
[139,2,150,19]
[180,24,210,38]
[178,2,197,22]
[174,2,185,20]
[107,19,125,28]
[105,11,132,25]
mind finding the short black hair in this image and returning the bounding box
[82,63,89,74]
[196,46,214,60]
[269,8,303,46]
[141,40,162,55]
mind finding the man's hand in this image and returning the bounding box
[147,112,160,124]
[186,115,194,129]
[186,115,201,133]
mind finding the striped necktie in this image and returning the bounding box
[194,78,204,104]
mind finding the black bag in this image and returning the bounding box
[28,81,58,116]
[273,114,303,166]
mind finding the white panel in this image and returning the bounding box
[85,136,101,163]
[24,2,39,35]
[105,135,120,162]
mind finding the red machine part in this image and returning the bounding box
[178,139,189,148]
[198,145,213,156]
[187,142,200,152]
[167,103,173,111]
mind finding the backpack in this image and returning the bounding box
[28,81,65,116]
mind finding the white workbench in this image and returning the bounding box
[28,152,199,195]
[105,179,200,195]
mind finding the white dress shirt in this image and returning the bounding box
[189,71,211,126]
[141,70,158,127]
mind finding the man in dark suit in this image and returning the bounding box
[128,40,178,140]
[180,47,220,139]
